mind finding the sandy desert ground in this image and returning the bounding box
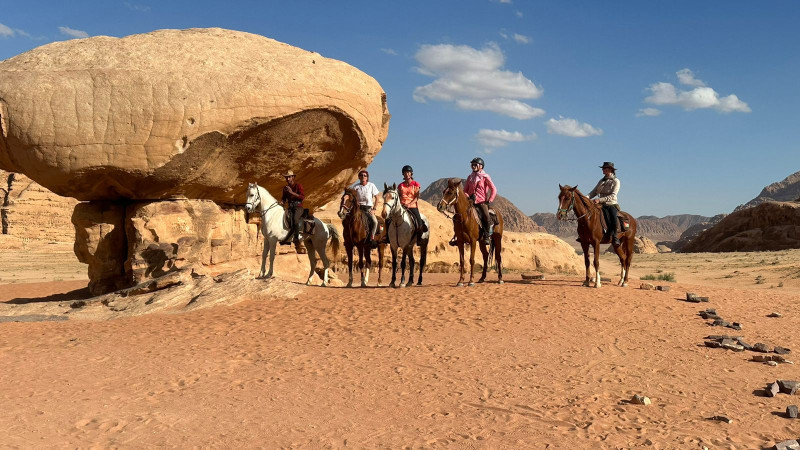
[2,244,800,448]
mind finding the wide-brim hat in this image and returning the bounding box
[599,162,616,170]
[283,170,296,178]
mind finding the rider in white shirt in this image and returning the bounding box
[350,169,381,246]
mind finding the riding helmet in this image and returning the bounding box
[471,157,485,167]
[402,165,413,174]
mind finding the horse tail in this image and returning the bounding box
[327,224,341,267]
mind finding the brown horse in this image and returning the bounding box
[338,187,379,287]
[556,184,637,288]
[437,178,503,286]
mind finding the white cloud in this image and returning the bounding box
[545,116,603,138]
[58,26,89,39]
[124,2,151,12]
[0,23,14,37]
[413,42,544,119]
[636,108,661,117]
[380,48,397,56]
[512,33,530,44]
[476,129,537,150]
[643,69,751,113]
[491,0,512,3]
[676,68,705,87]
[516,10,523,17]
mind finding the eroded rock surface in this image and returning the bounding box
[0,28,389,208]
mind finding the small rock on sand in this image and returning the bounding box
[708,415,733,423]
[768,312,783,318]
[768,382,781,397]
[778,380,799,395]
[773,439,800,450]
[787,405,799,419]
[656,285,671,292]
[754,343,773,353]
[775,346,792,355]
[631,394,651,405]
[640,283,655,290]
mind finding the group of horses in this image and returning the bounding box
[244,179,637,289]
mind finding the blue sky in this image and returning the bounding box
[2,1,799,216]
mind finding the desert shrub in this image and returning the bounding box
[640,272,676,282]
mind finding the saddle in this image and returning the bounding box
[283,208,313,231]
[469,205,499,229]
[599,208,631,235]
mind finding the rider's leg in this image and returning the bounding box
[280,206,297,245]
[409,207,426,234]
[478,202,491,244]
[381,218,391,244]
[608,205,620,245]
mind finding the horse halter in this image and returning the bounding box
[383,189,404,219]
[558,190,590,221]
[246,184,280,216]
[339,192,354,216]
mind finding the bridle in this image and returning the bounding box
[247,184,280,217]
[437,185,459,220]
[339,192,354,217]
[383,189,405,221]
[558,190,591,221]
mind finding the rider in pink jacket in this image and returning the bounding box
[464,157,496,244]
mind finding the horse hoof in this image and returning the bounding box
[416,281,423,286]
[621,283,628,288]
[468,282,475,287]
[456,282,464,287]
[346,283,353,288]
[477,279,485,284]
[390,283,397,289]
[498,280,504,285]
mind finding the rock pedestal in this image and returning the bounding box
[73,199,262,295]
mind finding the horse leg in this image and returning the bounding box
[495,236,503,285]
[389,246,398,288]
[258,237,269,278]
[593,244,602,288]
[614,242,626,287]
[376,243,385,287]
[364,246,372,287]
[468,241,477,287]
[318,242,331,287]
[305,240,317,286]
[478,242,488,283]
[457,242,466,287]
[399,250,407,288]
[405,249,415,288]
[358,246,367,287]
[624,238,635,287]
[266,239,278,278]
[417,239,427,286]
[581,243,591,287]
[346,244,354,288]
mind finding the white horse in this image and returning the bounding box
[381,183,430,288]
[245,183,340,286]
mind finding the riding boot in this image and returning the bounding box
[612,235,621,246]
[280,224,295,245]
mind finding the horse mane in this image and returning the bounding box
[570,187,600,212]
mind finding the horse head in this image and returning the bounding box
[338,187,356,220]
[382,183,400,219]
[245,182,259,214]
[556,184,578,220]
[437,178,462,212]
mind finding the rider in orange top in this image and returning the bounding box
[383,165,427,243]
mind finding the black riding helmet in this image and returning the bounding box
[402,165,413,174]
[471,157,484,168]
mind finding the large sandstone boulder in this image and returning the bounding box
[682,202,800,252]
[0,28,389,208]
[1,169,78,241]
[633,236,659,254]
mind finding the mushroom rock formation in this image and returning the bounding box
[0,28,389,208]
[1,28,389,294]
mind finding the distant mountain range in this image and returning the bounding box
[734,169,800,211]
[420,178,545,233]
[528,212,711,244]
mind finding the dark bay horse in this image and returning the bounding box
[556,184,637,288]
[338,187,377,287]
[437,178,504,286]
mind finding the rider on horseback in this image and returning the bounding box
[280,170,307,254]
[588,162,621,246]
[465,157,496,245]
[383,165,428,243]
[351,169,381,247]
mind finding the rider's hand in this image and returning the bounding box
[593,199,600,204]
[371,207,377,212]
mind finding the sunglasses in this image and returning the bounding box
[471,163,479,167]
[359,174,368,177]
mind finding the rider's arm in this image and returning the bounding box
[484,175,497,203]
[292,184,305,201]
[597,178,620,204]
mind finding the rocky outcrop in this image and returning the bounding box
[1,169,78,242]
[673,214,726,252]
[633,236,659,254]
[420,178,544,233]
[735,170,800,212]
[73,199,262,295]
[529,212,576,238]
[0,28,389,208]
[682,202,800,252]
[635,214,710,243]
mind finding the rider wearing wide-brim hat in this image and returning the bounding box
[280,170,307,253]
[350,169,381,247]
[464,157,497,245]
[588,162,621,245]
[383,165,428,243]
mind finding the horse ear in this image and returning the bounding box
[571,185,578,191]
[559,183,563,189]
[392,182,396,190]
[384,182,388,190]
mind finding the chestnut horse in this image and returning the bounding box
[556,184,637,288]
[437,178,504,286]
[338,187,381,287]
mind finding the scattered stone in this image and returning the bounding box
[754,343,773,353]
[720,339,745,351]
[698,296,710,302]
[768,382,781,397]
[686,293,700,302]
[728,322,742,331]
[708,415,733,423]
[774,439,800,450]
[712,318,731,327]
[656,285,671,292]
[768,312,783,318]
[640,283,655,290]
[775,347,792,355]
[70,300,87,309]
[521,273,545,281]
[778,380,799,395]
[699,310,721,320]
[706,334,741,341]
[631,394,651,405]
[768,361,780,367]
[787,405,799,419]
[737,338,754,351]
[705,341,722,349]
[754,355,789,363]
